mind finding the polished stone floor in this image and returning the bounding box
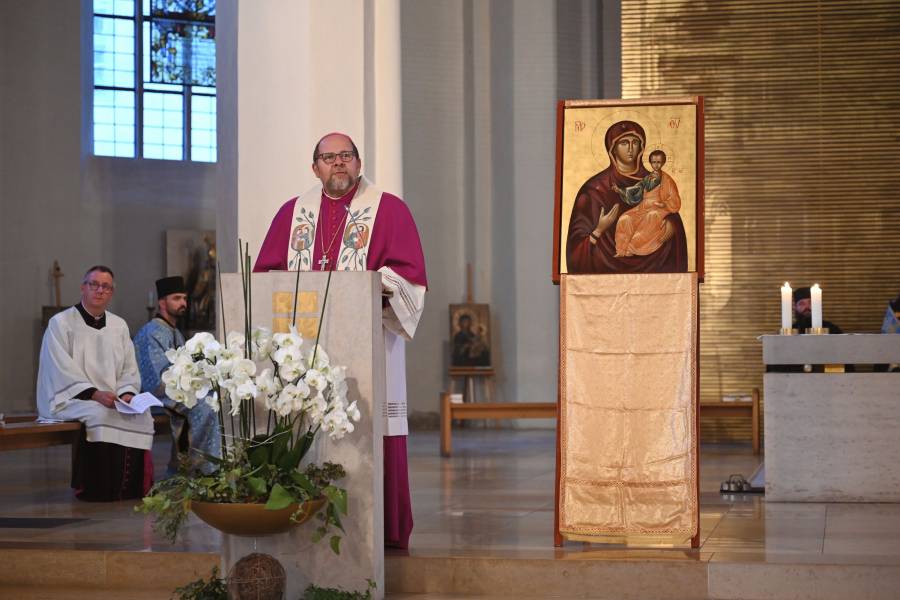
[1,429,899,598]
[401,429,900,561]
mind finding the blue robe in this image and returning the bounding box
[133,318,221,475]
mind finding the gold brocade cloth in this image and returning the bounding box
[558,273,698,541]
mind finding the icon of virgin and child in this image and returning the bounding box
[566,120,688,274]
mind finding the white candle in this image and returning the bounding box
[811,283,823,329]
[780,282,792,330]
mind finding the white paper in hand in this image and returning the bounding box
[115,392,163,415]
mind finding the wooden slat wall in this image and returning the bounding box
[622,0,900,441]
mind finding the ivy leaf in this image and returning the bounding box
[290,472,316,495]
[265,483,295,511]
[247,476,267,497]
[327,503,345,532]
[311,526,325,543]
[330,535,341,555]
[323,485,348,515]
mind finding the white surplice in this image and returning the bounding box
[36,306,154,450]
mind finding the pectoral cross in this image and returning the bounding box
[318,256,329,271]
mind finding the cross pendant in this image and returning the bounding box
[318,256,330,271]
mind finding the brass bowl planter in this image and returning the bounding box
[191,498,327,537]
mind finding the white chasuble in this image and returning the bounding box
[284,176,425,436]
[36,307,154,450]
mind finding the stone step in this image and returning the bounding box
[0,548,219,596]
[385,553,900,600]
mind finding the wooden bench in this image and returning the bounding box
[699,388,761,454]
[0,414,171,452]
[440,388,762,457]
[440,393,556,457]
[0,421,82,451]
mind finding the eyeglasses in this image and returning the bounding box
[316,151,356,165]
[84,281,114,293]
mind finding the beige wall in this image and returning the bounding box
[0,1,216,413]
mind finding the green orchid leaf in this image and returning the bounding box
[277,439,306,470]
[265,483,295,511]
[299,430,316,457]
[248,444,271,468]
[329,535,341,555]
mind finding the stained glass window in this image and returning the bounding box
[92,0,216,162]
[149,0,216,86]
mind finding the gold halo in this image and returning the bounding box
[590,109,662,169]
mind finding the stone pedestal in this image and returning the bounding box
[762,334,900,502]
[219,271,385,599]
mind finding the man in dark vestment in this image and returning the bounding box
[793,286,843,334]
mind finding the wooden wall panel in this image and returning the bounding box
[622,0,900,437]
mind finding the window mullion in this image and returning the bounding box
[185,87,192,161]
[135,1,143,158]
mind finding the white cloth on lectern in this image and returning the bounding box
[379,266,425,436]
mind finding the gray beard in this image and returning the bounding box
[325,174,355,197]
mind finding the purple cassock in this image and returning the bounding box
[255,180,427,549]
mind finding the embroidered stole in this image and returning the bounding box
[285,176,383,272]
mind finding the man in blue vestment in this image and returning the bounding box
[134,276,221,475]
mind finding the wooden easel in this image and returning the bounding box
[448,263,494,403]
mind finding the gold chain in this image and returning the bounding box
[319,206,348,259]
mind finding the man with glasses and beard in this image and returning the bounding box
[133,276,221,476]
[36,265,154,501]
[254,132,427,549]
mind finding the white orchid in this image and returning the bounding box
[272,344,305,368]
[162,325,359,448]
[272,326,302,348]
[226,331,246,352]
[346,400,361,422]
[306,346,330,371]
[232,358,257,379]
[305,369,327,391]
[205,390,220,412]
[185,331,221,357]
[251,326,274,360]
[255,368,279,397]
[278,359,304,382]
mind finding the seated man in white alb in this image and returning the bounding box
[36,265,154,501]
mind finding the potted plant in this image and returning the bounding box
[138,249,360,554]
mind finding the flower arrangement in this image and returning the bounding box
[139,245,361,554]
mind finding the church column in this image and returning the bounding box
[217,0,403,270]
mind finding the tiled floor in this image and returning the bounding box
[1,428,899,598]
